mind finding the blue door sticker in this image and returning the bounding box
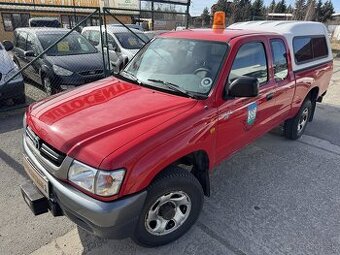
[247,102,258,125]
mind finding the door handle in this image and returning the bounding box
[266,92,275,101]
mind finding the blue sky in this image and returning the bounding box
[190,0,340,16]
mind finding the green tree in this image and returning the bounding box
[286,4,294,13]
[320,0,334,22]
[275,0,287,13]
[251,0,265,19]
[305,0,316,20]
[233,0,252,21]
[293,0,306,20]
[314,0,323,21]
[201,7,211,26]
[268,0,276,12]
[213,0,232,13]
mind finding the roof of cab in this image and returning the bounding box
[159,28,278,42]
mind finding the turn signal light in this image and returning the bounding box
[213,11,226,29]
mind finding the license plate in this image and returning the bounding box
[23,156,50,198]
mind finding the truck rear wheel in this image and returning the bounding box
[133,166,204,247]
[284,99,312,140]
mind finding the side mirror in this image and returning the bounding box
[108,44,117,51]
[226,76,259,98]
[24,50,35,57]
[3,40,13,51]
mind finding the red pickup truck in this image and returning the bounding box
[21,20,333,247]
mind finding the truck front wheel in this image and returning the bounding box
[284,99,312,140]
[133,166,204,247]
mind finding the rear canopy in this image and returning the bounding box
[229,21,333,72]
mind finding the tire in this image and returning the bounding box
[284,99,312,140]
[42,76,54,96]
[133,166,204,247]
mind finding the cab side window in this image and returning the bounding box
[293,36,329,64]
[26,34,38,55]
[88,30,100,47]
[15,31,27,50]
[270,39,288,81]
[229,42,268,85]
[102,33,118,51]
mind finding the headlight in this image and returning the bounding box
[52,65,73,77]
[3,65,23,83]
[68,160,125,197]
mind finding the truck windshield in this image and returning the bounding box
[38,33,98,56]
[122,38,228,96]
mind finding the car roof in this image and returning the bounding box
[158,28,277,42]
[29,17,59,21]
[15,27,72,34]
[82,25,142,33]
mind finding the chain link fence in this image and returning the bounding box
[0,1,190,110]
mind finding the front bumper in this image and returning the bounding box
[21,133,147,239]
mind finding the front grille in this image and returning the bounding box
[79,70,103,76]
[25,127,66,167]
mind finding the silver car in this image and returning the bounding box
[82,25,149,73]
[0,41,25,104]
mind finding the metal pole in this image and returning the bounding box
[99,9,108,76]
[151,0,155,30]
[73,0,76,28]
[186,0,191,29]
[103,8,111,74]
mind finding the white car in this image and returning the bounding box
[82,25,149,73]
[0,41,25,104]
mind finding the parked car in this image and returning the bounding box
[144,30,169,41]
[82,25,149,71]
[111,23,145,32]
[21,19,333,247]
[0,41,25,104]
[29,17,61,28]
[12,28,105,95]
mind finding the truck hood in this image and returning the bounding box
[28,77,196,167]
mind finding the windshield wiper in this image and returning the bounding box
[147,79,201,99]
[119,70,143,85]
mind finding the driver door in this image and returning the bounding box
[215,37,277,163]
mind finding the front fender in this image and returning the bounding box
[121,119,217,196]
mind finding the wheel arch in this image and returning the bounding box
[149,150,211,197]
[307,86,319,121]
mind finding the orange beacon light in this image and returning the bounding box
[213,11,226,30]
